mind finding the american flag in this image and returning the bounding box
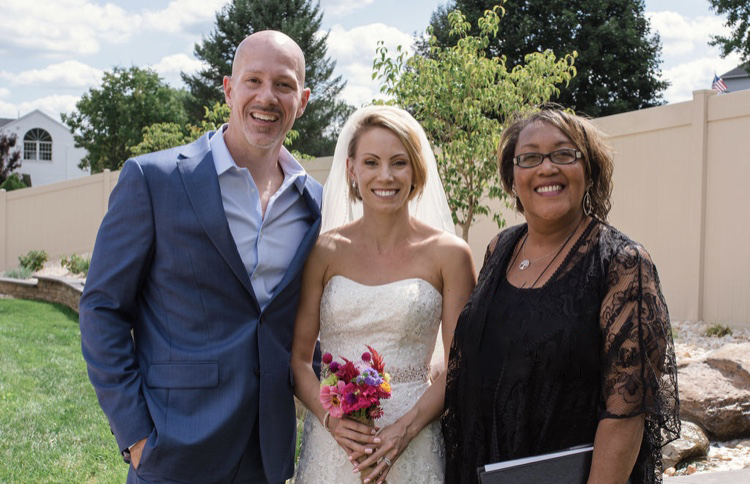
[712,74,728,93]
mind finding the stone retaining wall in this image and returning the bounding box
[0,276,83,313]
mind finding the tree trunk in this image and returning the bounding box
[459,222,470,242]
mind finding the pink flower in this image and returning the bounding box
[361,352,371,362]
[341,383,378,414]
[322,353,333,365]
[361,385,380,398]
[368,407,384,419]
[336,359,360,383]
[320,380,346,418]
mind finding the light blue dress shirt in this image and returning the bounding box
[210,126,312,310]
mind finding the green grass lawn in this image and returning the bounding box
[0,298,127,483]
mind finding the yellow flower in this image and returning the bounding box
[380,381,391,393]
[383,372,391,382]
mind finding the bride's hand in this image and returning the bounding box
[353,421,409,484]
[327,416,382,458]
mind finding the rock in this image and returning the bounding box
[705,342,750,385]
[678,344,750,440]
[662,421,710,468]
[663,467,676,476]
[687,464,697,475]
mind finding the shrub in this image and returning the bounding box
[705,324,733,338]
[18,250,48,272]
[0,173,27,191]
[3,266,33,279]
[61,254,90,276]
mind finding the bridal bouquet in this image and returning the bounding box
[319,345,392,422]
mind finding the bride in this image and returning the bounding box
[291,105,476,483]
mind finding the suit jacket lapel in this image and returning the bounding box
[177,135,260,311]
[269,186,321,303]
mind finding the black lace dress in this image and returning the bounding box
[443,220,679,484]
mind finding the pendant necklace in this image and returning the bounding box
[518,216,583,271]
[518,236,561,271]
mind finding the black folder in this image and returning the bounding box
[477,444,594,484]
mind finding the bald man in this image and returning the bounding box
[80,31,323,484]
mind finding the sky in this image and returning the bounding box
[0,0,742,122]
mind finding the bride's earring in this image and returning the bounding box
[351,178,361,200]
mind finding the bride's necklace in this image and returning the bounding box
[518,216,582,271]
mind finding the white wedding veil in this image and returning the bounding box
[321,105,455,235]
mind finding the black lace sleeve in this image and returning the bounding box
[599,241,680,483]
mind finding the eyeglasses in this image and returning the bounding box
[513,148,583,168]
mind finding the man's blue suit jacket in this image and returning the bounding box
[79,132,322,483]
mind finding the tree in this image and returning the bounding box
[374,7,576,240]
[0,132,22,185]
[132,102,311,161]
[130,102,231,157]
[182,0,352,156]
[0,173,27,191]
[422,0,667,117]
[708,0,750,70]
[129,122,189,158]
[62,66,189,173]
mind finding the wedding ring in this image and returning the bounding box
[382,456,392,467]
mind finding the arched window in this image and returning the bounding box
[24,128,52,161]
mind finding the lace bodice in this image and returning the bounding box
[295,276,446,483]
[320,276,441,385]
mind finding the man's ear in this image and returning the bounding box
[296,88,311,118]
[223,76,233,106]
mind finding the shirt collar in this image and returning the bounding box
[278,144,308,194]
[210,125,235,176]
[210,124,308,194]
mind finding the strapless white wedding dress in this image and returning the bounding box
[295,276,445,483]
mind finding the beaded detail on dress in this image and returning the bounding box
[295,276,445,483]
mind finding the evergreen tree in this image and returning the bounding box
[0,132,22,184]
[422,0,668,117]
[708,0,750,71]
[182,0,351,156]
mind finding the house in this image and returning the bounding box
[0,109,88,187]
[720,66,750,93]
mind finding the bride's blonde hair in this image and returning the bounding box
[346,107,428,202]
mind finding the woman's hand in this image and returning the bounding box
[327,416,382,459]
[353,421,411,484]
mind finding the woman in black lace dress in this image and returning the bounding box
[443,108,679,484]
